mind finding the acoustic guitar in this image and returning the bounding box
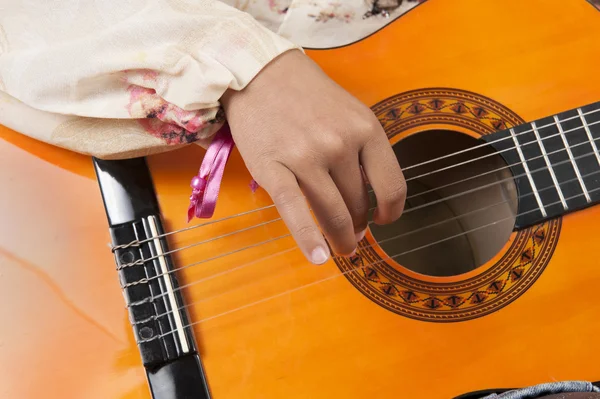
[1,0,600,398]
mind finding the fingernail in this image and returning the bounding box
[311,246,330,265]
[355,229,366,243]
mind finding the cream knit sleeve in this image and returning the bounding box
[0,0,299,158]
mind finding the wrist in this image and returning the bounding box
[220,49,306,114]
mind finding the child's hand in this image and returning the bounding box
[222,50,406,264]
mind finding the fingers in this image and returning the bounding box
[256,163,331,265]
[360,133,407,225]
[257,161,359,263]
[298,170,357,257]
[330,157,370,242]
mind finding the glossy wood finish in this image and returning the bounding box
[1,0,600,398]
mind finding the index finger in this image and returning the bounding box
[257,163,331,265]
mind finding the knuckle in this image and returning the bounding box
[325,212,351,232]
[271,186,301,208]
[248,159,280,185]
[355,113,383,137]
[349,200,370,219]
[325,136,345,153]
[284,146,316,169]
[287,148,309,165]
[322,136,347,162]
[294,223,317,240]
[378,182,407,208]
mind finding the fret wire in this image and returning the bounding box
[399,108,600,173]
[554,115,591,202]
[531,121,568,209]
[578,108,600,168]
[509,128,547,216]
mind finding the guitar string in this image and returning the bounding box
[112,107,600,250]
[127,164,600,317]
[128,195,512,311]
[127,159,600,318]
[406,116,600,199]
[117,127,600,274]
[389,111,600,183]
[120,146,600,290]
[118,120,600,275]
[145,184,600,342]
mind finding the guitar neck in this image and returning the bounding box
[483,101,600,230]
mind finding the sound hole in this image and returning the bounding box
[369,130,518,277]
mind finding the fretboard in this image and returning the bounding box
[482,101,600,230]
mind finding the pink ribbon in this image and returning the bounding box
[187,125,235,221]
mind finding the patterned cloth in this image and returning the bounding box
[0,0,422,159]
[0,0,598,159]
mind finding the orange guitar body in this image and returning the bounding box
[1,0,600,398]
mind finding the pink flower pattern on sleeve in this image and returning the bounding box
[0,0,597,159]
[126,84,224,145]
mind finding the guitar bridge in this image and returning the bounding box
[111,215,193,366]
[94,157,211,399]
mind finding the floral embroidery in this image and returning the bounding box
[8,0,591,161]
[308,2,355,23]
[365,0,425,18]
[126,84,223,145]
